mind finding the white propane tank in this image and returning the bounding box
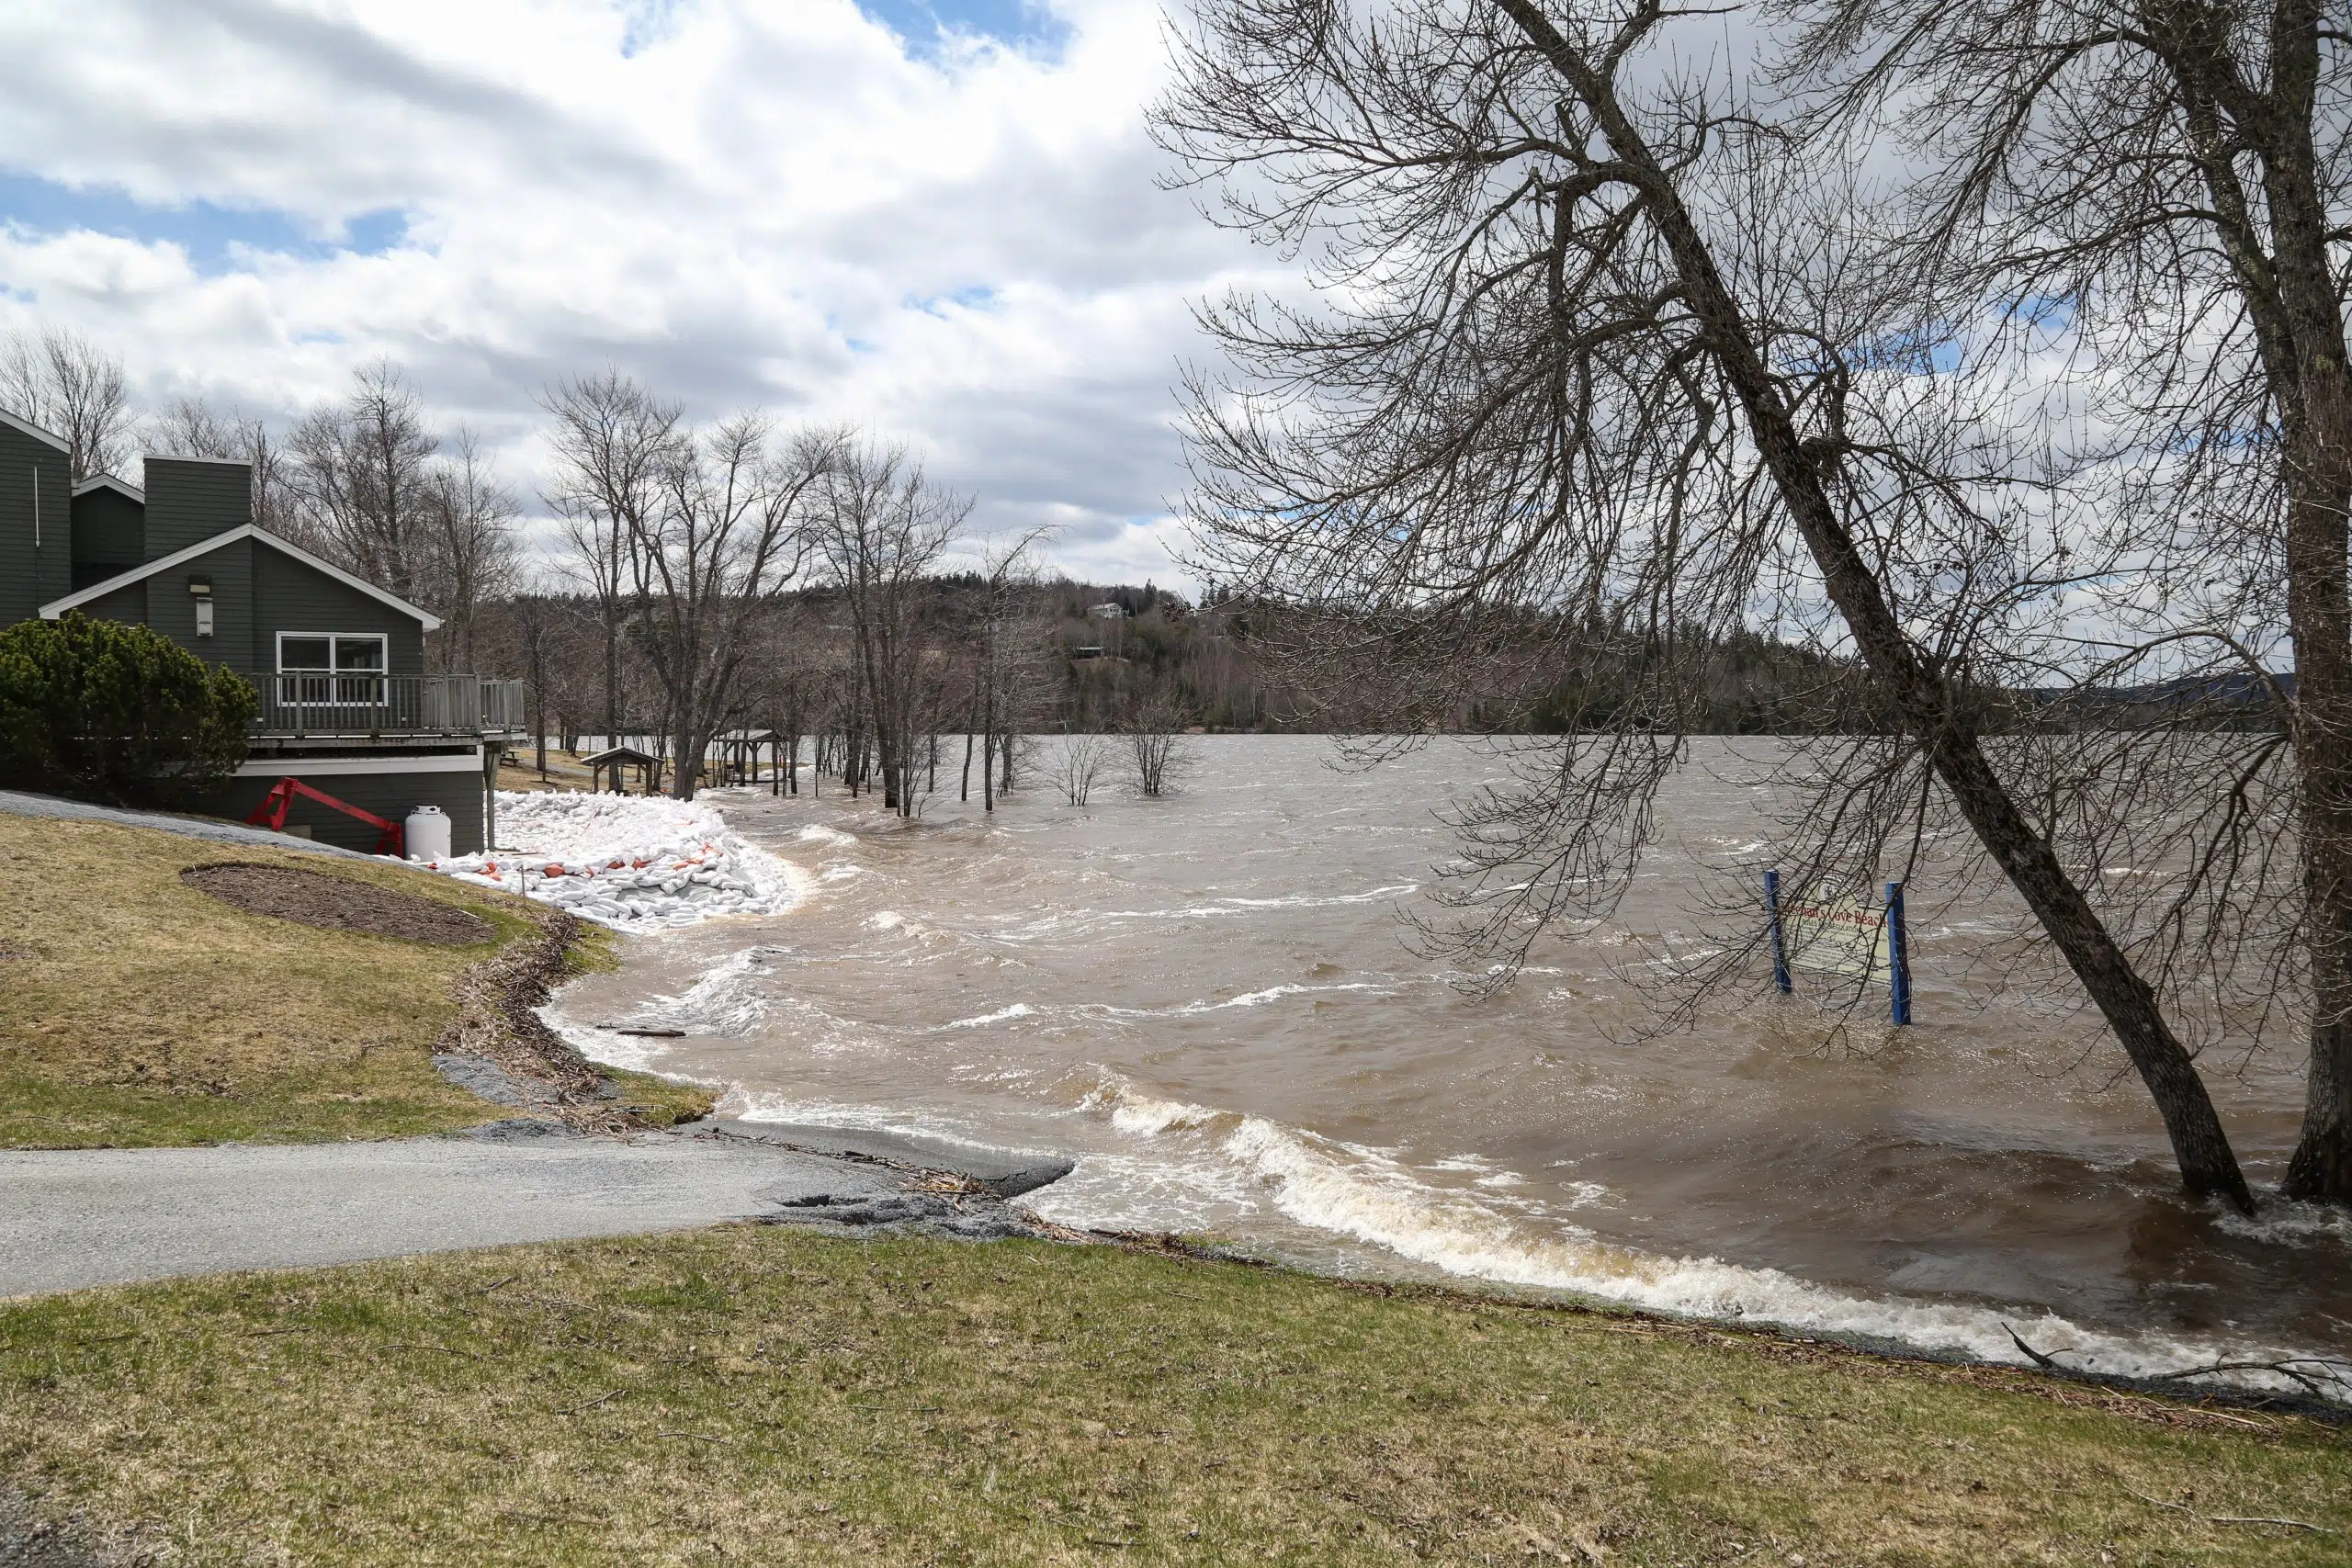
[404,805,453,862]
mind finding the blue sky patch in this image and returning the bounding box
[907,284,1001,316]
[860,0,1071,62]
[617,0,689,58]
[0,174,407,275]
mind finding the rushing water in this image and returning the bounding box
[544,735,2352,1391]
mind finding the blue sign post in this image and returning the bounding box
[1764,869,1792,994]
[1885,879,1911,1026]
[1767,870,1914,1024]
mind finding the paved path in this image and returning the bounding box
[0,790,374,860]
[0,1123,1071,1298]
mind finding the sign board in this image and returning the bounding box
[1783,888,1890,979]
[1765,871,1913,1024]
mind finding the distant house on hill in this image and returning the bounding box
[1,408,521,854]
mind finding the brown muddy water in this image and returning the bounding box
[547,736,2352,1391]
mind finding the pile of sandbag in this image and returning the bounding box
[422,791,799,931]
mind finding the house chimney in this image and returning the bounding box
[142,456,252,561]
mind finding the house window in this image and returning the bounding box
[277,633,388,706]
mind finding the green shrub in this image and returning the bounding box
[0,614,254,808]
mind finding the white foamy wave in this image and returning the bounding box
[1077,1078,1233,1137]
[566,947,775,1040]
[726,1092,1044,1163]
[798,825,860,846]
[999,885,1424,942]
[1087,1085,2342,1400]
[1209,884,1421,909]
[2214,1198,2352,1246]
[1095,885,1421,923]
[1097,982,1392,1020]
[939,1003,1038,1031]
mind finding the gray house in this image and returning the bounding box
[4,408,520,854]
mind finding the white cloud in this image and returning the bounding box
[0,0,1270,591]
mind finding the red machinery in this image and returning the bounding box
[244,777,406,858]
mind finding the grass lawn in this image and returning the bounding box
[496,747,599,795]
[0,814,705,1147]
[2,1225,2345,1566]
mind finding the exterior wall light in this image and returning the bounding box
[188,574,214,638]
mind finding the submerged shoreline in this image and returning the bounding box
[551,961,2352,1413]
[523,749,2352,1408]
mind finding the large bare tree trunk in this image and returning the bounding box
[2280,336,2352,1201]
[1494,0,2254,1210]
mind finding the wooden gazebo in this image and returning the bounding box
[714,729,793,792]
[582,745,658,795]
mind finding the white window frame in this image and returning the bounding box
[276,631,390,707]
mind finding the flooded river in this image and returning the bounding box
[546,736,2352,1390]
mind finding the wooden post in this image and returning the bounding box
[1765,869,1791,995]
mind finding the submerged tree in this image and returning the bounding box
[969,529,1055,810]
[809,440,969,818]
[1054,728,1115,806]
[1156,0,2258,1206]
[1778,0,2352,1201]
[1125,687,1193,797]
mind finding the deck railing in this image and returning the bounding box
[249,674,527,738]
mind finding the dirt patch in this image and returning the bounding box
[433,905,662,1134]
[180,863,493,946]
[0,1486,119,1566]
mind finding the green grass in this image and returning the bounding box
[3,1226,2345,1565]
[0,815,708,1146]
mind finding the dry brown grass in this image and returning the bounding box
[1,1225,2346,1566]
[0,815,702,1146]
[497,749,598,795]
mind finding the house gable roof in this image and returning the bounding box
[37,525,444,630]
[73,473,145,503]
[0,407,69,452]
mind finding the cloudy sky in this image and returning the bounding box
[0,0,1267,588]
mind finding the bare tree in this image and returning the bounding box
[4,328,134,481]
[616,411,836,799]
[543,372,684,746]
[1780,0,2352,1201]
[1156,0,2256,1207]
[972,529,1054,810]
[1125,687,1192,797]
[423,429,519,673]
[288,363,438,603]
[1055,729,1114,806]
[809,439,970,817]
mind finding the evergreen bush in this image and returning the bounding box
[0,614,254,808]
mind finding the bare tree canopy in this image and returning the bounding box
[1772,0,2352,1208]
[808,438,971,817]
[424,428,520,673]
[1153,0,2282,1208]
[4,328,134,482]
[545,371,840,798]
[542,370,687,744]
[288,363,440,604]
